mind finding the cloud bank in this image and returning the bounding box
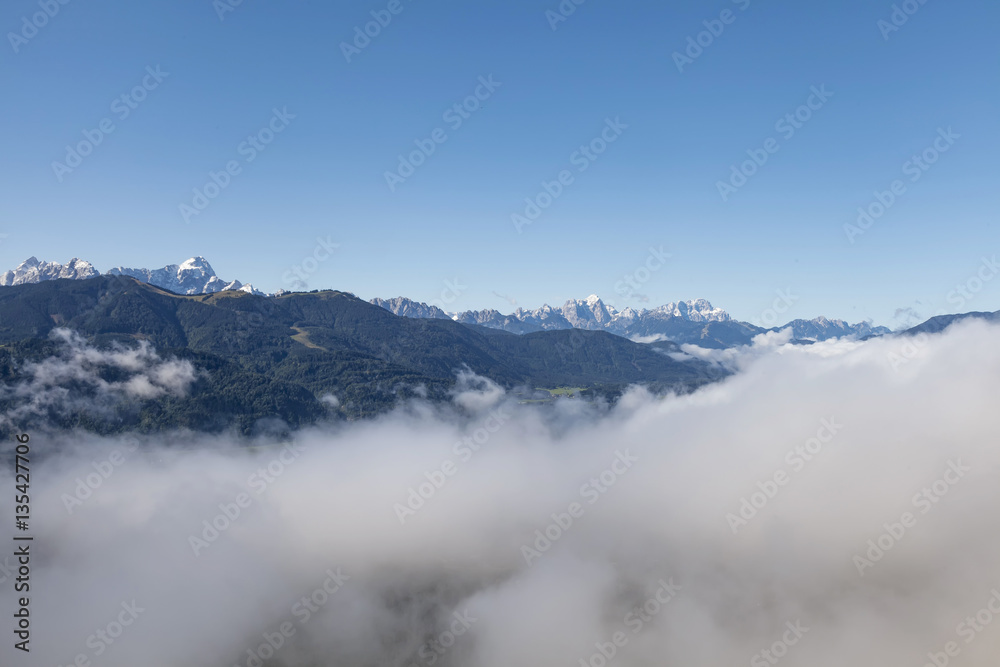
[1,320,999,666]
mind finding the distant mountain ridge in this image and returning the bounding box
[901,310,1000,336]
[0,276,724,433]
[0,256,889,347]
[369,297,451,321]
[371,295,889,347]
[371,296,731,331]
[107,257,264,296]
[0,256,100,285]
[1,256,264,296]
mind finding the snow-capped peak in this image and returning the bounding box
[0,257,99,286]
[648,299,731,323]
[178,256,216,275]
[0,256,265,296]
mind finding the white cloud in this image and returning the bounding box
[2,320,1000,666]
[0,328,198,426]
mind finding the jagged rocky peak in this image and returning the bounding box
[0,256,99,286]
[106,256,264,296]
[368,297,451,320]
[370,294,889,345]
[0,256,264,295]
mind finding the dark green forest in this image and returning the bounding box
[0,277,724,435]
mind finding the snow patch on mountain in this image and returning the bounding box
[375,295,732,333]
[372,294,889,344]
[0,256,891,345]
[107,256,264,296]
[0,257,99,286]
[0,256,263,296]
[369,297,451,320]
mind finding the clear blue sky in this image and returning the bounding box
[1,0,997,326]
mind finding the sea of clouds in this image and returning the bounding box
[1,320,999,667]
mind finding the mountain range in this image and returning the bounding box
[0,260,990,435]
[1,256,890,348]
[1,256,265,296]
[0,276,723,434]
[371,295,890,348]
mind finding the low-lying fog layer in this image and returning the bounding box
[2,321,999,667]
